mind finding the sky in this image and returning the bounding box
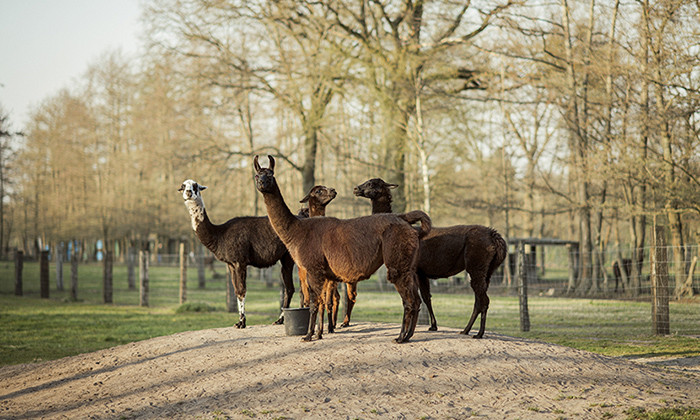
[0,0,143,130]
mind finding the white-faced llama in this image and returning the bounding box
[354,177,507,338]
[179,179,295,328]
[254,155,431,342]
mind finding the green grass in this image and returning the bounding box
[1,260,699,366]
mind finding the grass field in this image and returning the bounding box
[1,260,699,366]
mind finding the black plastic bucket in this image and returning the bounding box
[283,307,310,336]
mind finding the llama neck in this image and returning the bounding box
[371,196,393,214]
[261,180,298,242]
[186,198,219,251]
[308,202,326,217]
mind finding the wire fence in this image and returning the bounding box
[3,242,699,338]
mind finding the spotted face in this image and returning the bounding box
[179,179,207,201]
[300,185,337,206]
[353,178,398,200]
[253,155,276,193]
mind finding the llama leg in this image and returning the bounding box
[298,267,310,308]
[388,269,421,343]
[474,281,490,339]
[330,282,340,332]
[417,271,438,331]
[275,254,296,325]
[461,272,489,338]
[303,275,323,342]
[340,283,357,328]
[229,263,247,328]
[321,280,336,334]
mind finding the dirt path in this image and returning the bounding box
[1,323,698,419]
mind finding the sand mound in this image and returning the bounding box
[1,323,698,419]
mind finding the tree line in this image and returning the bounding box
[0,0,698,298]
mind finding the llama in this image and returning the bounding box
[354,177,507,338]
[179,179,295,328]
[297,185,342,334]
[253,155,431,342]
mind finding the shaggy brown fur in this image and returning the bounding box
[179,180,295,328]
[297,185,342,334]
[254,156,431,343]
[354,178,507,338]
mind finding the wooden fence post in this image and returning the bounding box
[517,242,530,332]
[651,226,670,335]
[70,247,79,301]
[103,250,113,304]
[40,250,49,299]
[127,247,136,290]
[14,250,23,296]
[55,244,64,291]
[179,242,187,304]
[226,267,236,313]
[566,243,579,294]
[197,246,206,289]
[140,250,149,307]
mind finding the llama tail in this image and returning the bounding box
[398,210,432,239]
[486,228,508,279]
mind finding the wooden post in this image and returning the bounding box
[14,250,23,296]
[40,250,49,298]
[197,246,205,289]
[103,250,113,304]
[55,244,64,291]
[179,242,187,304]
[226,266,236,313]
[127,247,136,290]
[139,250,149,307]
[650,226,670,335]
[566,243,579,294]
[517,242,530,332]
[70,247,79,301]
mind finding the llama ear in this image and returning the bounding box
[300,192,311,203]
[253,155,261,172]
[267,155,275,171]
[199,184,207,191]
[178,184,184,192]
[388,183,399,189]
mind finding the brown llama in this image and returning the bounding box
[179,179,295,328]
[254,155,431,342]
[354,178,507,338]
[297,185,342,334]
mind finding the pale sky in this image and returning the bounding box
[0,0,143,130]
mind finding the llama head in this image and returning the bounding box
[253,155,276,193]
[300,185,337,206]
[179,179,207,230]
[179,179,207,202]
[353,178,398,200]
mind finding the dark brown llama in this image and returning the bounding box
[354,178,507,338]
[254,156,431,342]
[179,179,295,328]
[297,185,342,334]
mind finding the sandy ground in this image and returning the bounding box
[1,322,698,420]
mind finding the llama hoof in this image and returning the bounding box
[473,334,484,339]
[301,334,313,342]
[459,330,469,335]
[235,320,246,329]
[273,317,284,325]
[339,322,350,328]
[428,326,438,331]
